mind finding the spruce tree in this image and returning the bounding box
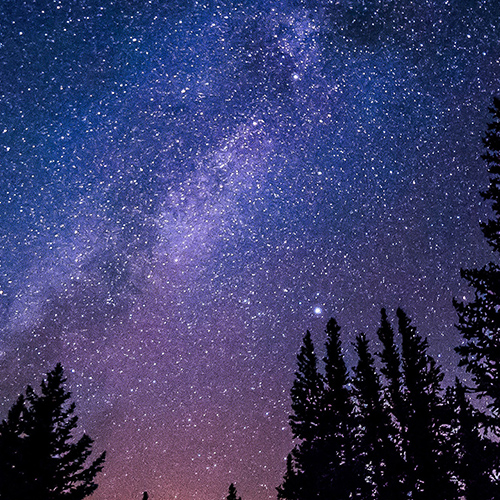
[280,320,358,499]
[319,318,358,499]
[289,330,324,442]
[454,97,500,418]
[282,330,324,499]
[444,380,499,500]
[0,394,31,499]
[227,482,241,500]
[352,332,405,500]
[276,454,300,500]
[0,363,105,500]
[376,308,405,424]
[397,308,458,500]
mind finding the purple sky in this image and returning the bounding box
[1,1,500,499]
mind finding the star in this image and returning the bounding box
[0,1,498,499]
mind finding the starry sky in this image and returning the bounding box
[1,1,500,499]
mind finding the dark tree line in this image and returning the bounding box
[277,98,500,500]
[278,308,499,500]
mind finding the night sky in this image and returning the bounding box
[1,1,500,499]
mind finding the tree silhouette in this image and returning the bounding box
[276,454,300,500]
[397,308,458,500]
[282,330,324,499]
[0,363,105,500]
[455,97,500,419]
[319,318,358,499]
[444,380,500,500]
[279,309,500,499]
[352,332,405,499]
[227,482,241,500]
[376,308,405,426]
[289,330,324,442]
[280,319,358,499]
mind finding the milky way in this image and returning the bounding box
[1,1,500,499]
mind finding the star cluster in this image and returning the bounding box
[1,1,500,499]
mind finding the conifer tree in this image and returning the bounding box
[276,454,300,500]
[0,394,31,499]
[283,330,324,499]
[454,96,500,418]
[289,330,324,442]
[0,363,105,500]
[352,333,405,500]
[376,308,404,424]
[397,308,458,500]
[319,318,358,499]
[227,482,241,500]
[443,380,499,500]
[280,320,358,499]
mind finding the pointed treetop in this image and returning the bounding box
[397,307,444,402]
[289,330,324,440]
[0,364,105,500]
[324,317,349,392]
[227,482,242,500]
[353,332,381,412]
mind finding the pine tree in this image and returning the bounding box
[376,308,405,424]
[0,394,31,499]
[454,98,500,419]
[280,320,358,499]
[282,330,324,499]
[276,454,300,500]
[0,364,105,500]
[445,380,500,500]
[397,308,458,500]
[227,482,241,500]
[455,264,500,418]
[478,96,500,252]
[318,317,358,499]
[289,330,324,442]
[352,332,405,500]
